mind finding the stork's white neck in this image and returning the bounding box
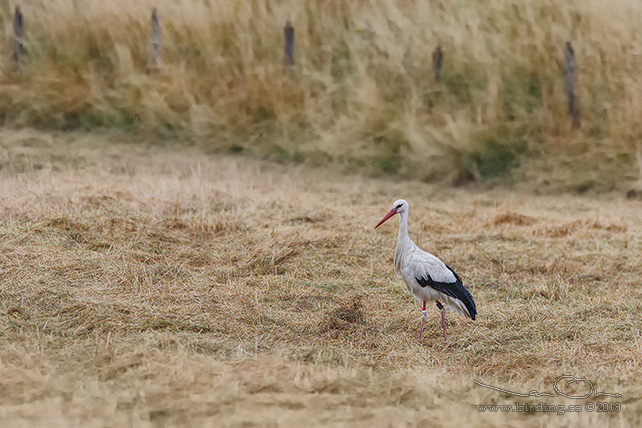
[394,210,413,273]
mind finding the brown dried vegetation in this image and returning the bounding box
[0,130,641,426]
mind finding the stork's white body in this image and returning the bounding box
[376,199,476,340]
[394,212,474,319]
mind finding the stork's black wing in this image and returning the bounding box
[415,264,477,320]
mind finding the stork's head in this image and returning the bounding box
[375,199,408,228]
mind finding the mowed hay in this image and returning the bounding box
[0,130,642,426]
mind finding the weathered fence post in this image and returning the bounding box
[564,42,579,128]
[433,46,443,83]
[284,21,294,74]
[13,6,24,72]
[150,8,161,70]
[428,46,444,114]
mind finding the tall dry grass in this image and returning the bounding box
[1,0,642,188]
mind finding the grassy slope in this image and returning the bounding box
[1,0,642,189]
[0,129,640,426]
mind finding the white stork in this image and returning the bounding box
[375,199,476,341]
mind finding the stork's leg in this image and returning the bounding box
[436,301,447,341]
[419,301,427,341]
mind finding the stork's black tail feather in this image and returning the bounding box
[457,284,477,320]
[416,264,477,320]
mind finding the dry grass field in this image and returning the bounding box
[0,129,641,427]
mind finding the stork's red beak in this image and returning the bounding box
[375,208,397,229]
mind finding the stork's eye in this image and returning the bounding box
[396,204,403,210]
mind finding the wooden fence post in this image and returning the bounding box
[150,8,161,70]
[428,46,443,114]
[13,6,24,72]
[433,46,443,83]
[564,42,579,128]
[284,21,294,74]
